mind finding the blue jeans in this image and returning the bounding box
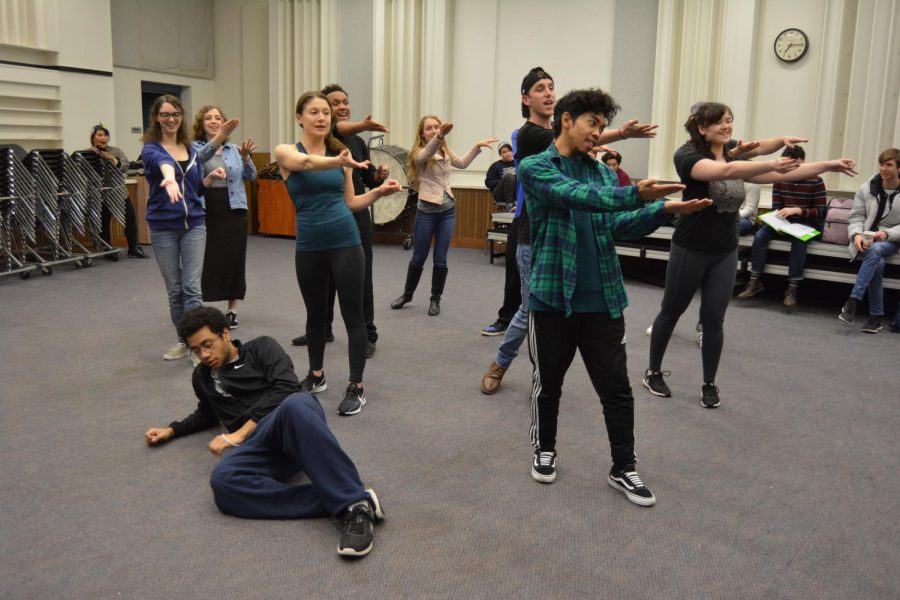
[739,217,755,236]
[150,225,206,332]
[496,243,531,370]
[410,206,455,268]
[750,224,810,281]
[850,240,899,316]
[210,393,367,519]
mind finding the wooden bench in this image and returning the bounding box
[615,226,900,289]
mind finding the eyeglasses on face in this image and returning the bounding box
[159,112,183,120]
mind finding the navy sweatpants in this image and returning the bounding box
[209,393,366,519]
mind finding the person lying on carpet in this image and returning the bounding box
[143,306,384,557]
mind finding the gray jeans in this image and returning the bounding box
[648,242,737,383]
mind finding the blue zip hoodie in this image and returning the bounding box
[141,141,206,231]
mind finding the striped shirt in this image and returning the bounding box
[520,144,668,318]
[772,177,826,223]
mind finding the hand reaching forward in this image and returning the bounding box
[664,198,713,214]
[239,138,258,160]
[730,139,760,157]
[827,158,858,177]
[361,115,389,133]
[770,157,799,174]
[438,122,454,138]
[221,118,241,138]
[337,149,370,170]
[619,119,658,139]
[783,136,808,149]
[161,178,183,203]
[476,137,499,150]
[378,179,403,196]
[637,179,686,201]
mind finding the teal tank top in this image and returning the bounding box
[284,143,361,252]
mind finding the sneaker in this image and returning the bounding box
[645,324,653,336]
[642,369,672,397]
[299,371,327,394]
[701,383,720,408]
[189,350,201,367]
[163,342,189,361]
[366,341,376,359]
[338,383,367,416]
[337,502,375,557]
[783,283,798,308]
[861,316,883,334]
[226,311,239,330]
[480,360,507,395]
[737,277,765,298]
[695,322,703,348]
[292,332,335,346]
[839,298,858,325]
[365,488,385,521]
[607,466,656,507]
[481,320,508,336]
[531,450,557,483]
[890,319,900,333]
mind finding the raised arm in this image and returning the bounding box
[275,144,368,178]
[450,137,497,169]
[597,119,659,145]
[745,159,857,184]
[690,157,799,182]
[335,115,389,137]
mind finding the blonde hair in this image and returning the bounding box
[192,105,227,143]
[408,115,451,191]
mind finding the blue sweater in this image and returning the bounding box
[141,141,206,232]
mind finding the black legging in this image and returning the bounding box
[295,245,366,383]
[648,242,738,383]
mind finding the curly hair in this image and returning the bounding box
[553,89,620,137]
[191,105,228,143]
[177,306,229,341]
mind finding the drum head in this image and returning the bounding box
[370,145,411,225]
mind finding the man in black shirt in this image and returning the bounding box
[145,307,384,557]
[291,84,390,357]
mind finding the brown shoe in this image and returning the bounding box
[481,361,507,395]
[783,283,798,308]
[737,278,765,298]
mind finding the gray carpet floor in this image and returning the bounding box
[1,236,898,600]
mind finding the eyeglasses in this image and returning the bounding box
[159,112,183,120]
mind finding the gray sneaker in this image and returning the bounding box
[163,342,189,361]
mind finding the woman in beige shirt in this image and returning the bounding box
[390,115,496,316]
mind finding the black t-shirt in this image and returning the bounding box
[333,127,380,228]
[671,142,745,253]
[515,121,554,244]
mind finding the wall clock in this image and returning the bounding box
[774,28,809,62]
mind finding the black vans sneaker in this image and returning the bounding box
[701,383,720,408]
[226,311,239,330]
[861,316,883,333]
[299,371,327,394]
[839,298,858,325]
[338,383,367,416]
[608,466,656,507]
[531,450,557,483]
[642,369,672,397]
[338,502,375,557]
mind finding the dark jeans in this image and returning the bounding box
[210,393,367,519]
[649,242,737,383]
[324,223,377,342]
[528,310,636,469]
[101,200,138,252]
[750,224,810,282]
[295,245,366,383]
[410,206,455,268]
[739,217,755,236]
[496,217,521,325]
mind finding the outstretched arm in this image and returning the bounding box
[597,119,658,145]
[733,136,808,158]
[690,157,800,182]
[745,158,857,184]
[344,168,402,211]
[336,115,389,137]
[275,145,369,178]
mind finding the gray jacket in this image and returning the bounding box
[847,175,900,259]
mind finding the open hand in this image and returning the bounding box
[476,137,499,150]
[637,179,686,201]
[378,179,403,196]
[730,139,760,157]
[828,158,858,177]
[771,157,799,174]
[361,115,389,133]
[221,118,241,137]
[239,138,258,160]
[776,207,802,219]
[161,178,182,203]
[783,136,808,148]
[664,198,713,214]
[438,122,454,138]
[337,149,370,170]
[619,119,658,139]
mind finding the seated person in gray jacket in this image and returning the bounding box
[144,306,385,557]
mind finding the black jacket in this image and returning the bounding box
[169,336,300,437]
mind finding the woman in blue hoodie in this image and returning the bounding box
[141,95,225,361]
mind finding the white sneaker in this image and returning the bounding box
[163,342,189,360]
[645,324,653,336]
[189,349,201,366]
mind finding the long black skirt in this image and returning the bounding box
[202,187,247,301]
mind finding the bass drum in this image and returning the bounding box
[369,144,413,225]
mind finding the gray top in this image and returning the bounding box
[203,154,228,188]
[417,190,455,214]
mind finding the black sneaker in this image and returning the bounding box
[531,450,557,483]
[366,341,376,358]
[890,319,900,333]
[839,298,858,325]
[338,383,367,416]
[701,383,720,408]
[299,371,327,394]
[226,311,239,330]
[607,466,656,507]
[337,502,375,557]
[291,332,335,346]
[481,320,508,336]
[365,488,385,521]
[642,369,672,397]
[861,316,883,334]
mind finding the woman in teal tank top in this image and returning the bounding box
[274,91,401,416]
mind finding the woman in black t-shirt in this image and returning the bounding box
[643,102,856,408]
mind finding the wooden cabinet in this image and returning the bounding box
[257,179,296,237]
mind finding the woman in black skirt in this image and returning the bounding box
[192,106,258,328]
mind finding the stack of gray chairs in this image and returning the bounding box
[73,151,125,262]
[0,147,37,279]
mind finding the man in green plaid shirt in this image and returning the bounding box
[519,88,710,507]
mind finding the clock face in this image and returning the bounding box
[774,28,809,62]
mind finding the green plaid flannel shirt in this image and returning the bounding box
[520,144,668,317]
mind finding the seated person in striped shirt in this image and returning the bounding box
[518,88,710,507]
[737,146,826,307]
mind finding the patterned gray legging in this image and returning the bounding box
[648,242,738,383]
